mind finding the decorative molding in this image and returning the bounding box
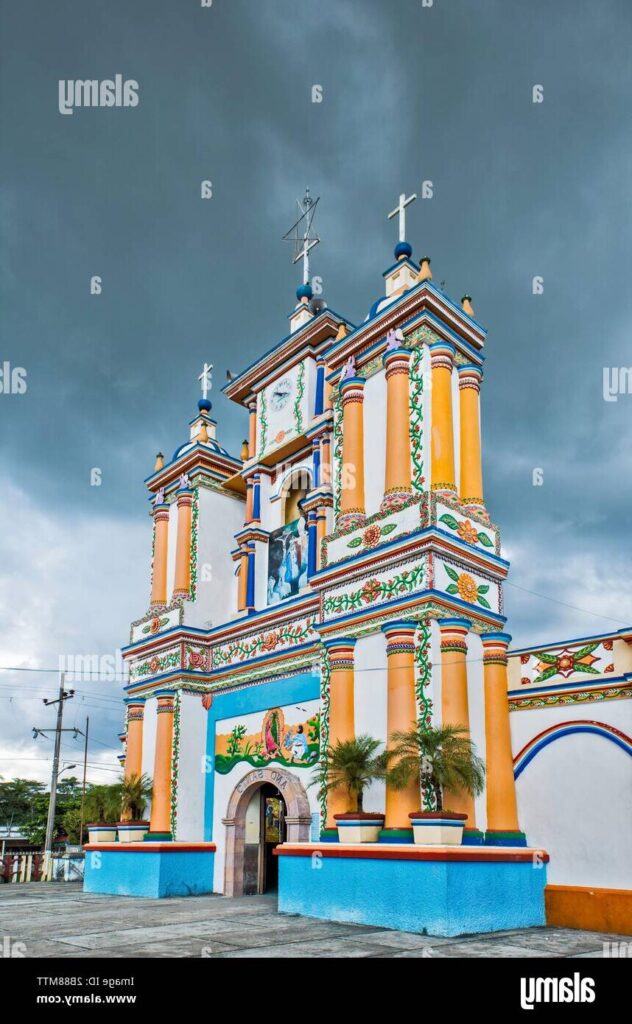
[323,557,427,620]
[170,689,182,837]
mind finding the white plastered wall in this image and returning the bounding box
[511,700,632,888]
[185,486,244,629]
[174,693,208,841]
[354,632,387,811]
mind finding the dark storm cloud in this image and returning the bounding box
[1,0,631,649]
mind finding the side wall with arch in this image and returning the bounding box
[511,702,632,890]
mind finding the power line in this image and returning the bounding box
[0,666,128,679]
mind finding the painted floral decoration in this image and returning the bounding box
[439,513,493,548]
[444,565,491,609]
[142,614,169,635]
[346,520,398,550]
[361,578,381,603]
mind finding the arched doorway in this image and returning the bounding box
[222,766,311,897]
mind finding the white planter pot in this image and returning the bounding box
[86,825,117,844]
[334,816,384,844]
[117,822,149,844]
[409,814,466,846]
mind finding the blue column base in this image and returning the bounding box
[378,829,414,844]
[83,843,216,898]
[462,829,485,846]
[277,844,548,936]
[484,830,528,847]
[319,830,339,843]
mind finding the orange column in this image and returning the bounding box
[382,347,412,508]
[150,502,170,607]
[149,691,175,838]
[439,619,479,836]
[245,478,253,523]
[323,638,356,826]
[124,699,145,781]
[481,633,525,845]
[172,487,193,598]
[321,434,332,487]
[237,543,248,611]
[338,376,366,530]
[316,508,328,569]
[248,400,257,456]
[382,622,419,832]
[430,341,457,496]
[458,364,485,514]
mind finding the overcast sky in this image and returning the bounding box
[1,0,631,785]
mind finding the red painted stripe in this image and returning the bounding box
[84,843,216,853]
[273,845,547,863]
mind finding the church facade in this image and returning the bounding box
[85,200,631,935]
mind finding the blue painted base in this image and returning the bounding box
[484,831,528,847]
[83,844,216,899]
[277,847,547,937]
[462,830,485,846]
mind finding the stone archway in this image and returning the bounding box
[222,766,312,897]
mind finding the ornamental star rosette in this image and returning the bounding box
[534,643,601,684]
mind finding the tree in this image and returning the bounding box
[312,735,388,813]
[0,778,46,827]
[120,774,153,821]
[61,807,84,844]
[82,783,122,824]
[387,724,485,812]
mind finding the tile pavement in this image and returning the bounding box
[0,882,626,958]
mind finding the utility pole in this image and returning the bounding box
[33,674,77,855]
[79,716,90,845]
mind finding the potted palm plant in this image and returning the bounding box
[117,774,153,843]
[387,724,485,845]
[313,735,388,843]
[85,783,122,843]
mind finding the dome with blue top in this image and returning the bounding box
[296,281,313,302]
[394,240,412,261]
[172,437,231,461]
[198,397,212,413]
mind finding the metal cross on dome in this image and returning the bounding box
[388,191,417,243]
[198,362,213,400]
[282,188,320,285]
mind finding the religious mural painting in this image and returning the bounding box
[214,703,320,775]
[267,518,308,604]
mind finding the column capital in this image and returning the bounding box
[439,617,471,652]
[429,341,456,369]
[152,502,170,519]
[322,637,357,667]
[382,347,411,377]
[176,488,193,507]
[155,689,176,711]
[458,363,483,390]
[481,631,512,663]
[381,620,417,653]
[125,703,146,722]
[340,376,365,406]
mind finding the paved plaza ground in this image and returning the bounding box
[0,882,624,958]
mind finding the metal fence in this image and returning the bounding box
[1,853,85,883]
